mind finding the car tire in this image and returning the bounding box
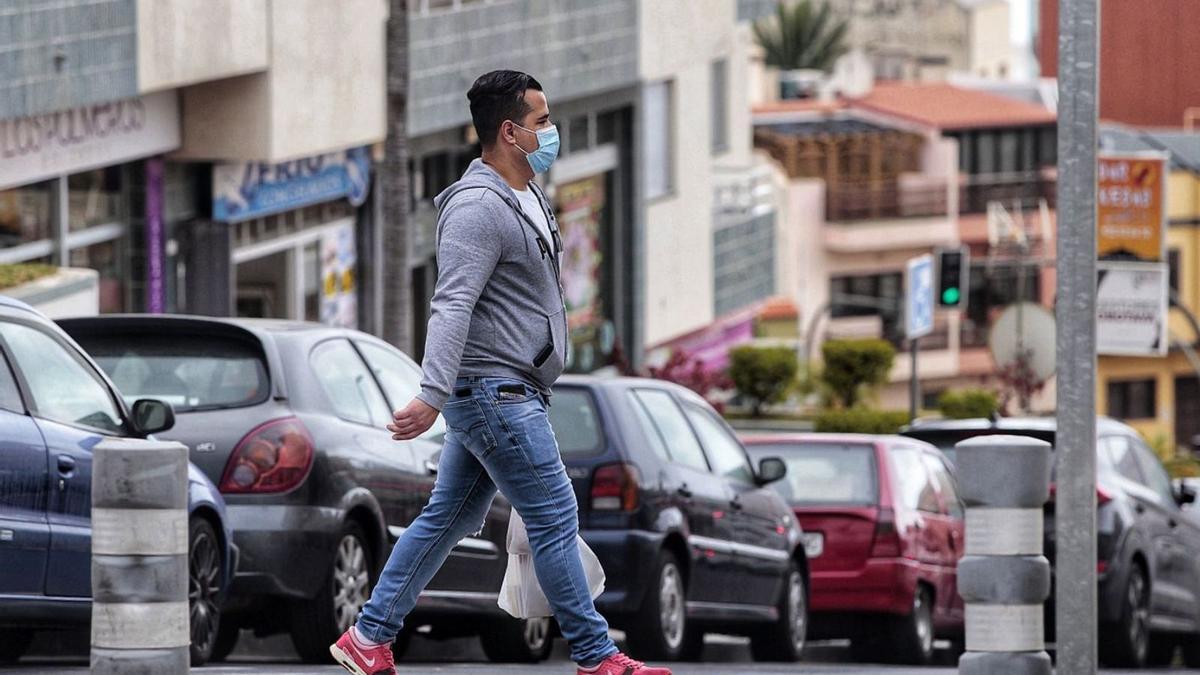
[1146,634,1177,667]
[888,585,935,665]
[289,521,375,664]
[209,622,240,663]
[1182,632,1200,667]
[1100,564,1151,668]
[479,617,554,663]
[189,518,224,666]
[749,560,807,662]
[0,629,33,665]
[626,550,703,661]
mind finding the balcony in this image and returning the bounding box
[960,170,1057,214]
[826,181,949,222]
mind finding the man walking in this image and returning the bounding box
[330,71,671,675]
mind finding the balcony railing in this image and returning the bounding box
[826,182,949,223]
[960,171,1057,214]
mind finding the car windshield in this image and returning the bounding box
[78,333,270,413]
[747,442,878,506]
[547,387,604,456]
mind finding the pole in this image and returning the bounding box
[910,337,920,421]
[1055,0,1099,672]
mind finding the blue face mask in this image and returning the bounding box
[515,123,560,174]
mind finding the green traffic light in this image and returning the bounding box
[942,288,961,305]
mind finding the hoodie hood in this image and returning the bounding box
[433,158,521,212]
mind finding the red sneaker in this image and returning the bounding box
[578,651,672,675]
[329,628,396,675]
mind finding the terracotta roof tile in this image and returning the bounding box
[851,82,1056,131]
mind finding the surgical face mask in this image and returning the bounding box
[514,123,560,174]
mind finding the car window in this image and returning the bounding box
[632,389,709,472]
[746,442,877,505]
[0,321,125,434]
[684,404,755,485]
[626,392,672,463]
[546,388,604,456]
[0,349,23,413]
[890,446,940,513]
[80,332,270,412]
[1130,438,1176,505]
[921,452,963,518]
[355,341,446,440]
[310,339,390,427]
[1101,435,1145,485]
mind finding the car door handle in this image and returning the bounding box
[676,485,693,499]
[57,455,76,477]
[424,459,439,475]
[1135,503,1145,515]
[730,497,744,511]
[1169,518,1179,529]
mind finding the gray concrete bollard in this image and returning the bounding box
[91,438,191,674]
[955,435,1053,675]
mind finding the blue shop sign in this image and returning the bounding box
[213,146,371,222]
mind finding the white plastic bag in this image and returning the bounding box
[498,509,605,618]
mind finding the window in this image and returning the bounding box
[921,453,963,518]
[0,180,53,248]
[1101,435,1145,484]
[546,388,604,456]
[890,447,940,513]
[67,167,125,232]
[632,389,708,472]
[81,332,270,412]
[627,392,672,463]
[0,321,124,434]
[356,341,445,440]
[710,59,729,154]
[0,350,23,412]
[1169,248,1181,293]
[643,80,673,199]
[830,273,903,344]
[746,443,877,505]
[964,262,1042,347]
[310,339,389,426]
[1107,379,1156,420]
[1131,437,1176,505]
[684,404,754,484]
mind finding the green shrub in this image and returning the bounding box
[728,345,799,417]
[938,389,998,420]
[0,263,56,291]
[814,408,911,434]
[820,339,895,408]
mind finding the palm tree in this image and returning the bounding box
[753,0,850,73]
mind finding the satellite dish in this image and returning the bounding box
[989,302,1056,382]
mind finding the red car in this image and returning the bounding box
[742,434,964,664]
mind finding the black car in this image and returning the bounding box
[902,416,1200,668]
[547,376,807,662]
[58,316,549,665]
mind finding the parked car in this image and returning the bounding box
[58,315,547,665]
[0,297,233,666]
[547,376,806,662]
[740,433,964,664]
[903,416,1200,668]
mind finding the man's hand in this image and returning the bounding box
[387,399,439,441]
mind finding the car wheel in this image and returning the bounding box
[1100,564,1151,668]
[0,629,33,665]
[1146,634,1177,667]
[749,561,807,662]
[888,585,935,665]
[480,617,554,663]
[289,521,374,664]
[189,518,224,666]
[626,550,703,661]
[210,622,240,663]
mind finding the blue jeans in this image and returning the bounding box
[356,376,617,666]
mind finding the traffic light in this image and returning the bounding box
[936,247,969,309]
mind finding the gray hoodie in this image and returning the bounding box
[416,159,568,410]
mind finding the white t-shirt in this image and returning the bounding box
[511,186,554,251]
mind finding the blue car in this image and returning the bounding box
[0,296,234,666]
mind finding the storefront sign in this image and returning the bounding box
[0,92,181,190]
[213,147,371,222]
[320,224,357,329]
[1096,262,1168,357]
[1098,152,1168,263]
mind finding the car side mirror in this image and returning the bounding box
[132,398,175,436]
[757,457,787,485]
[1176,482,1197,507]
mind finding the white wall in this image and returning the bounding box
[970,1,1014,78]
[175,0,388,161]
[137,0,268,93]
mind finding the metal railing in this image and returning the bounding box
[960,171,1057,214]
[826,182,949,222]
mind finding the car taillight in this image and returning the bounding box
[219,417,314,494]
[1048,482,1112,505]
[590,463,640,511]
[870,507,903,558]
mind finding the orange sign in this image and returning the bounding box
[1097,153,1167,262]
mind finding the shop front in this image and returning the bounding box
[0,92,181,313]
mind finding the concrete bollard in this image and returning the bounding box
[955,435,1053,675]
[91,438,191,674]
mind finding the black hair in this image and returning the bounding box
[467,70,543,148]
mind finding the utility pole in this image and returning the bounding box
[383,0,412,352]
[1055,0,1100,672]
